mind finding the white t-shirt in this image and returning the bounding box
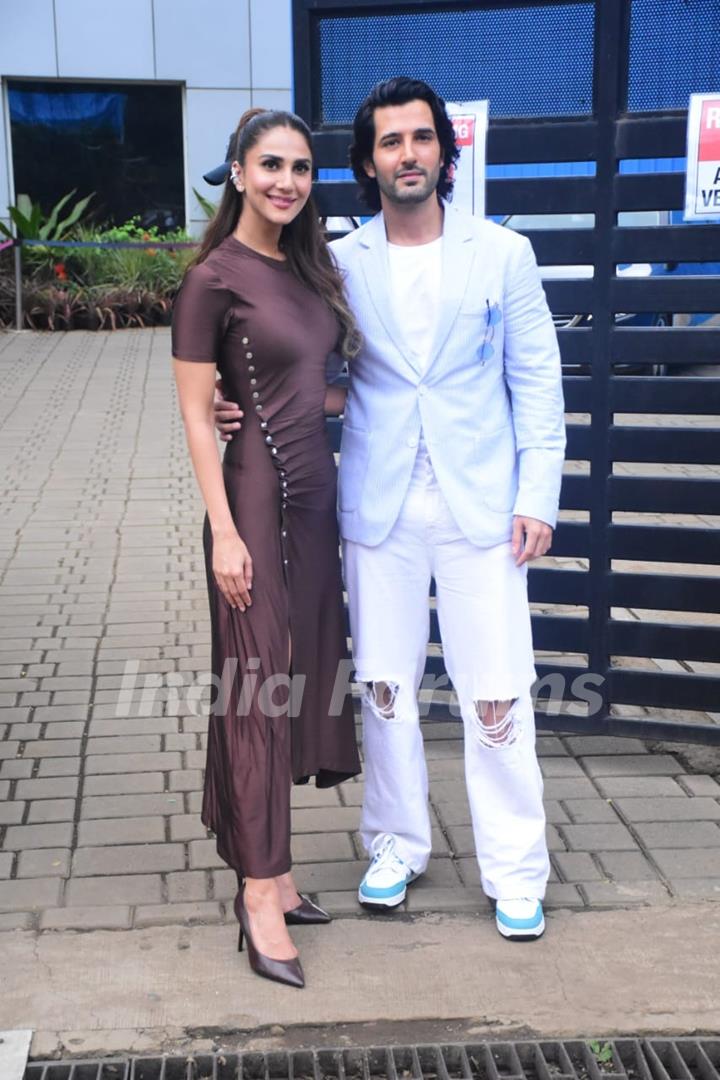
[386,237,443,374]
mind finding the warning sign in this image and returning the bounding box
[446,100,489,217]
[685,93,720,221]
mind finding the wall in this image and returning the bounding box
[0,0,293,235]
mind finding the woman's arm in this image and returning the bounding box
[174,359,253,611]
[324,384,347,416]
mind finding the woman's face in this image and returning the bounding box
[234,125,313,229]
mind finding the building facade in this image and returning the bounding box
[0,0,293,235]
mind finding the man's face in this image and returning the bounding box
[364,99,443,206]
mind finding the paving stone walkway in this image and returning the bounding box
[0,330,719,934]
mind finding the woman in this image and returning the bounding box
[171,108,361,989]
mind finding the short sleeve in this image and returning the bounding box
[171,262,231,363]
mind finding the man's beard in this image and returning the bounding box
[378,165,440,206]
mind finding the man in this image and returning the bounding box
[217,78,566,940]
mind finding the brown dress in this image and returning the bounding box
[171,235,360,879]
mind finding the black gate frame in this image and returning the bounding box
[292,0,720,744]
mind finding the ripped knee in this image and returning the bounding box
[363,680,400,722]
[472,698,520,748]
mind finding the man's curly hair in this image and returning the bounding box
[349,77,460,212]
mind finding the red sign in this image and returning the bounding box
[452,115,475,147]
[699,99,720,162]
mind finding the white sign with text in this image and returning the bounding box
[685,92,720,221]
[446,100,489,218]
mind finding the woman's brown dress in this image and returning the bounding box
[171,235,360,879]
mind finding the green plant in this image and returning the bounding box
[193,187,218,219]
[0,190,94,242]
[588,1041,614,1068]
[69,217,193,293]
[0,190,95,277]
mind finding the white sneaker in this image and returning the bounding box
[495,897,545,940]
[358,834,419,908]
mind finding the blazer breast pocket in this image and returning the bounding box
[338,424,370,512]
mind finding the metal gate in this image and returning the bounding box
[292,0,720,744]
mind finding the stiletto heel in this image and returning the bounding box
[238,925,244,952]
[233,888,305,989]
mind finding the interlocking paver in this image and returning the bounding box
[65,874,163,906]
[581,754,685,778]
[543,883,585,907]
[560,823,639,851]
[614,797,720,822]
[596,851,661,880]
[27,799,76,823]
[0,877,63,910]
[77,817,166,846]
[83,773,166,796]
[649,848,720,878]
[80,793,183,819]
[3,822,73,850]
[678,775,720,797]
[292,832,355,863]
[633,822,720,848]
[580,880,671,905]
[565,736,650,756]
[84,751,182,774]
[17,848,71,877]
[553,852,604,882]
[594,776,688,798]
[291,807,360,833]
[188,839,224,870]
[0,802,25,824]
[167,871,209,903]
[134,902,223,927]
[2,331,719,933]
[71,843,184,876]
[40,905,132,931]
[37,758,81,777]
[563,798,622,824]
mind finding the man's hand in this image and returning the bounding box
[512,515,553,567]
[213,377,243,442]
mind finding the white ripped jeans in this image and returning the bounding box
[342,448,549,900]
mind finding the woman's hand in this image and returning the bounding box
[212,530,253,611]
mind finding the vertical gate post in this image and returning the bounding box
[587,0,629,730]
[14,238,22,331]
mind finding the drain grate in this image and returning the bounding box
[23,1040,720,1080]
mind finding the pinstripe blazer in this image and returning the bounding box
[330,204,566,548]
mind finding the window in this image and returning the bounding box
[8,80,185,230]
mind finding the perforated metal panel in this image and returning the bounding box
[628,0,720,111]
[318,4,595,125]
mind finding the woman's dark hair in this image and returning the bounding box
[192,108,361,359]
[349,78,460,212]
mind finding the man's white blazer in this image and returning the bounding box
[330,204,566,548]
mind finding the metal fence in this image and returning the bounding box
[292,0,720,744]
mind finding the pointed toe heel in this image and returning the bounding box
[284,893,331,926]
[234,890,305,989]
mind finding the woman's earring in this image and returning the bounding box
[231,169,244,193]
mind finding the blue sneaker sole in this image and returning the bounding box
[496,911,545,940]
[358,871,420,909]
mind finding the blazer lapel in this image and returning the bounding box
[428,206,477,365]
[358,212,423,377]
